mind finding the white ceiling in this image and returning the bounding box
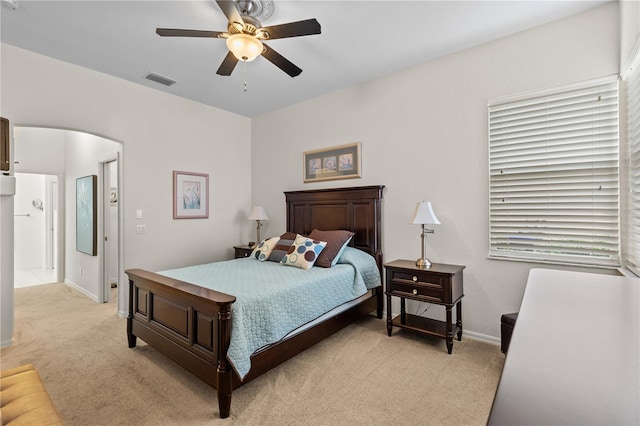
[1,0,609,117]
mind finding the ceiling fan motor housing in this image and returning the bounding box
[234,0,274,22]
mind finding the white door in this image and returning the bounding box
[46,177,59,278]
[51,180,58,276]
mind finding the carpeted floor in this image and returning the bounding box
[1,283,504,425]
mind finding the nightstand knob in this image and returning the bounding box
[412,288,418,295]
[412,276,418,282]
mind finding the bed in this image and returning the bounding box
[125,185,384,418]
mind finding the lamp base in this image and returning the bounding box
[415,258,432,269]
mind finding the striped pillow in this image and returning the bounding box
[250,237,281,261]
[267,232,297,263]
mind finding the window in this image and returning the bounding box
[488,77,620,267]
[624,49,640,275]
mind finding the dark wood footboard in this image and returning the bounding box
[127,268,383,418]
[126,268,236,418]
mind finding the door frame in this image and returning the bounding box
[98,154,121,304]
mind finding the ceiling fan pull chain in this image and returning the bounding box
[243,60,248,92]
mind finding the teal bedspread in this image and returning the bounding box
[158,247,380,380]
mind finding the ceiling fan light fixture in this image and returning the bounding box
[226,33,263,62]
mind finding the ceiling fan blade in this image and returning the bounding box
[156,28,224,38]
[261,44,302,77]
[261,19,321,40]
[216,51,239,76]
[216,0,244,25]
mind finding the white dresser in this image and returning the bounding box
[488,268,639,425]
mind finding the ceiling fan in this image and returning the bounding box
[156,0,321,78]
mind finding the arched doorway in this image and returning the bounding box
[12,126,123,306]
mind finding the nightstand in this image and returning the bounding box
[234,245,254,259]
[384,259,465,354]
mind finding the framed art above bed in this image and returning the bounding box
[303,142,361,183]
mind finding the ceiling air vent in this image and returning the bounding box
[144,72,176,86]
[1,0,19,10]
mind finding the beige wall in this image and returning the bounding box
[251,3,621,339]
[1,44,253,318]
[63,130,122,300]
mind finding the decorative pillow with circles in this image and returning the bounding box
[250,236,281,261]
[281,234,327,270]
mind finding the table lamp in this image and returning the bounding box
[248,205,269,245]
[410,201,440,268]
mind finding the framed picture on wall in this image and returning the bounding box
[76,175,97,256]
[303,142,361,183]
[173,170,209,219]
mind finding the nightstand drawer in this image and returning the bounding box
[391,270,444,288]
[390,280,443,301]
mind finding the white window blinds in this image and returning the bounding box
[488,77,620,267]
[624,50,640,275]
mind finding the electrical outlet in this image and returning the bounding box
[136,224,147,234]
[79,267,83,276]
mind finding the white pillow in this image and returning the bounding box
[331,236,353,266]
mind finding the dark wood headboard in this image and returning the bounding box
[284,185,385,271]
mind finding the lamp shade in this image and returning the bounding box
[248,205,269,221]
[410,201,440,225]
[226,34,263,62]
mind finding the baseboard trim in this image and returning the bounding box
[64,279,99,303]
[0,337,15,348]
[464,330,500,346]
